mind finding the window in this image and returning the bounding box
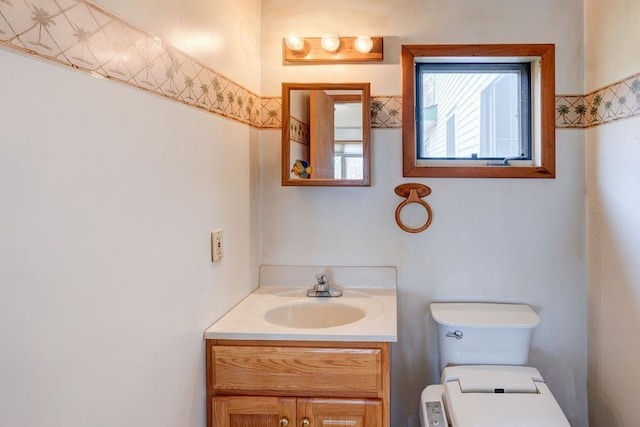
[402,44,555,178]
[417,63,530,160]
[334,143,364,179]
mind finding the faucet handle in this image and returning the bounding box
[307,273,341,297]
[315,274,328,284]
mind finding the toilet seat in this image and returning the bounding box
[422,365,570,427]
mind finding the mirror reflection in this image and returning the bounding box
[282,83,371,186]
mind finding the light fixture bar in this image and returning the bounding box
[283,36,383,64]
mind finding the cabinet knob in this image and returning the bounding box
[279,417,289,427]
[300,417,310,427]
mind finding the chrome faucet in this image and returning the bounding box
[307,274,342,297]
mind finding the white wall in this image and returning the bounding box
[585,1,640,426]
[260,1,588,426]
[0,1,260,426]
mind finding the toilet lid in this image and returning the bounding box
[443,366,570,427]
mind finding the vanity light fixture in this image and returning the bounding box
[285,34,305,52]
[320,33,340,52]
[283,34,383,64]
[354,36,374,54]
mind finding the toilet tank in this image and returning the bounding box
[431,302,540,371]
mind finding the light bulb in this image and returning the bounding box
[285,35,305,52]
[354,36,374,54]
[320,33,340,52]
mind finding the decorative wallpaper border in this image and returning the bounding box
[372,96,402,128]
[260,96,282,128]
[1,0,638,130]
[289,116,309,145]
[556,72,640,129]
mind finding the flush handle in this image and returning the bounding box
[446,330,463,339]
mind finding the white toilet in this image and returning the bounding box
[419,302,571,427]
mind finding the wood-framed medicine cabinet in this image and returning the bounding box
[282,82,371,187]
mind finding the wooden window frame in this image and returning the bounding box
[402,44,556,178]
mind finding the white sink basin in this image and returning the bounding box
[204,266,397,342]
[264,301,366,329]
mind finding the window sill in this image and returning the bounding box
[402,164,555,179]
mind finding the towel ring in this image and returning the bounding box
[394,183,433,233]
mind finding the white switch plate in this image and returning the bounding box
[211,229,223,261]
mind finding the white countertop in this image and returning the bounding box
[204,266,397,342]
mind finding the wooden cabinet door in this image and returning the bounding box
[310,89,336,179]
[213,396,296,427]
[298,398,382,427]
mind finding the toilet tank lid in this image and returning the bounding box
[431,302,540,328]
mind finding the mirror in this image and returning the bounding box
[282,82,371,186]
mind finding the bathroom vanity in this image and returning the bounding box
[204,266,397,427]
[207,339,388,426]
